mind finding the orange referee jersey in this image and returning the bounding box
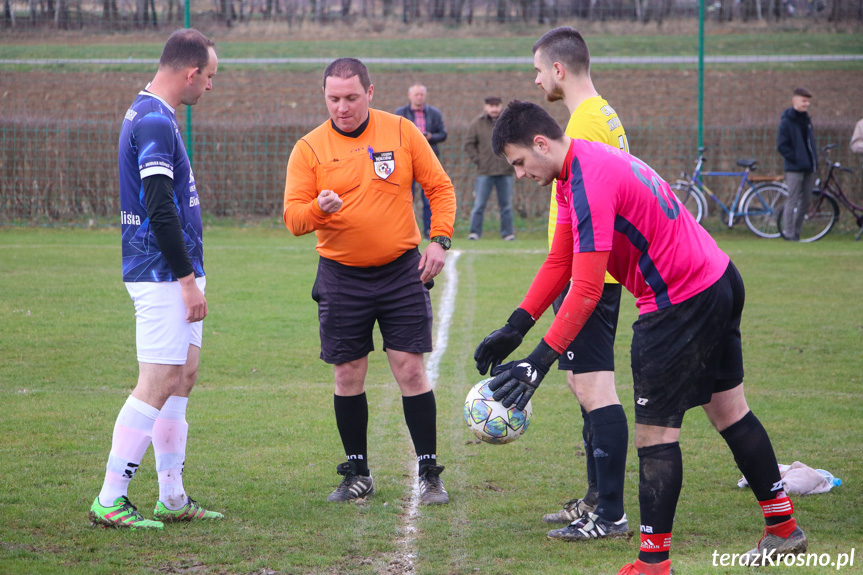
[284,109,456,267]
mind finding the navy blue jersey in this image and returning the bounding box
[119,90,204,282]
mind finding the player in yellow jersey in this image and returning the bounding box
[475,26,632,542]
[535,27,631,542]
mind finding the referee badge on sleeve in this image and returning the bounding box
[373,151,395,180]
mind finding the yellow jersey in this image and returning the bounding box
[548,96,628,284]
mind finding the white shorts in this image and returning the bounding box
[125,276,206,365]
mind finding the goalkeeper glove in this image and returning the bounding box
[487,339,560,411]
[474,308,535,375]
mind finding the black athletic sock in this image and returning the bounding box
[403,391,438,473]
[589,404,628,521]
[580,405,599,505]
[334,393,369,476]
[720,410,789,525]
[637,442,682,565]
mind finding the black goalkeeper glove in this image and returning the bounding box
[487,339,560,411]
[474,308,536,375]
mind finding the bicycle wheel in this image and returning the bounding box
[670,181,706,224]
[742,184,788,238]
[777,190,840,242]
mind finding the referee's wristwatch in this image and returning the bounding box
[430,235,451,250]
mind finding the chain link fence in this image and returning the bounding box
[1,25,862,230]
[3,0,862,29]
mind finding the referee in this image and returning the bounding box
[284,58,457,505]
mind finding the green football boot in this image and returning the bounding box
[89,496,164,530]
[153,498,224,523]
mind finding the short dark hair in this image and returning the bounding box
[159,28,214,73]
[532,26,590,77]
[323,58,372,91]
[492,100,564,157]
[484,96,502,105]
[793,87,812,98]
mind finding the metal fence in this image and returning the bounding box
[3,0,861,29]
[1,34,862,229]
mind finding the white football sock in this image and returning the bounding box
[153,396,189,510]
[98,395,159,507]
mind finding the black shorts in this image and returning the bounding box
[313,248,433,365]
[630,262,745,428]
[552,283,621,373]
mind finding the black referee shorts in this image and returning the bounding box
[630,262,745,428]
[552,282,622,373]
[312,248,433,365]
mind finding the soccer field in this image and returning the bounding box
[1,227,860,575]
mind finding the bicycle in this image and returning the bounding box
[670,147,788,238]
[777,144,863,242]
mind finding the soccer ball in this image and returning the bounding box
[463,378,532,445]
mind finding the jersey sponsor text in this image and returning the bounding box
[121,210,141,225]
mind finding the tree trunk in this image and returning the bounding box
[54,0,68,27]
[828,0,839,20]
[448,0,463,23]
[3,0,15,27]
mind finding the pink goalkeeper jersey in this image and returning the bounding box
[555,139,729,314]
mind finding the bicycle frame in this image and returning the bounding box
[685,153,760,228]
[815,149,863,239]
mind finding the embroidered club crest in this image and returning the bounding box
[373,151,395,180]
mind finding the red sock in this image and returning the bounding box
[766,518,798,539]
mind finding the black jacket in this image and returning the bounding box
[777,107,817,173]
[393,104,447,157]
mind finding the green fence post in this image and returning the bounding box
[698,0,704,150]
[185,1,193,167]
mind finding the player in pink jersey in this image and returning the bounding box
[474,101,807,575]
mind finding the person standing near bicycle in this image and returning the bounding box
[777,87,818,241]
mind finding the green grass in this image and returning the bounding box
[1,32,861,72]
[1,227,861,574]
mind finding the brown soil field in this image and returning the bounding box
[2,67,861,223]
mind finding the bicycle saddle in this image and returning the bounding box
[736,158,758,169]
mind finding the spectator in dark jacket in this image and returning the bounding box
[395,85,447,239]
[464,96,516,240]
[777,87,818,241]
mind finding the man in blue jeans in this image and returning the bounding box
[465,96,516,241]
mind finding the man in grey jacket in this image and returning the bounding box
[465,96,516,241]
[777,87,818,241]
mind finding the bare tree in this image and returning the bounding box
[449,0,464,22]
[3,0,15,27]
[495,0,505,21]
[55,0,68,27]
[402,0,418,22]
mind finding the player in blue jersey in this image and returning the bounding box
[89,28,223,531]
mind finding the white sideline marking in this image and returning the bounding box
[425,250,461,390]
[395,250,461,574]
